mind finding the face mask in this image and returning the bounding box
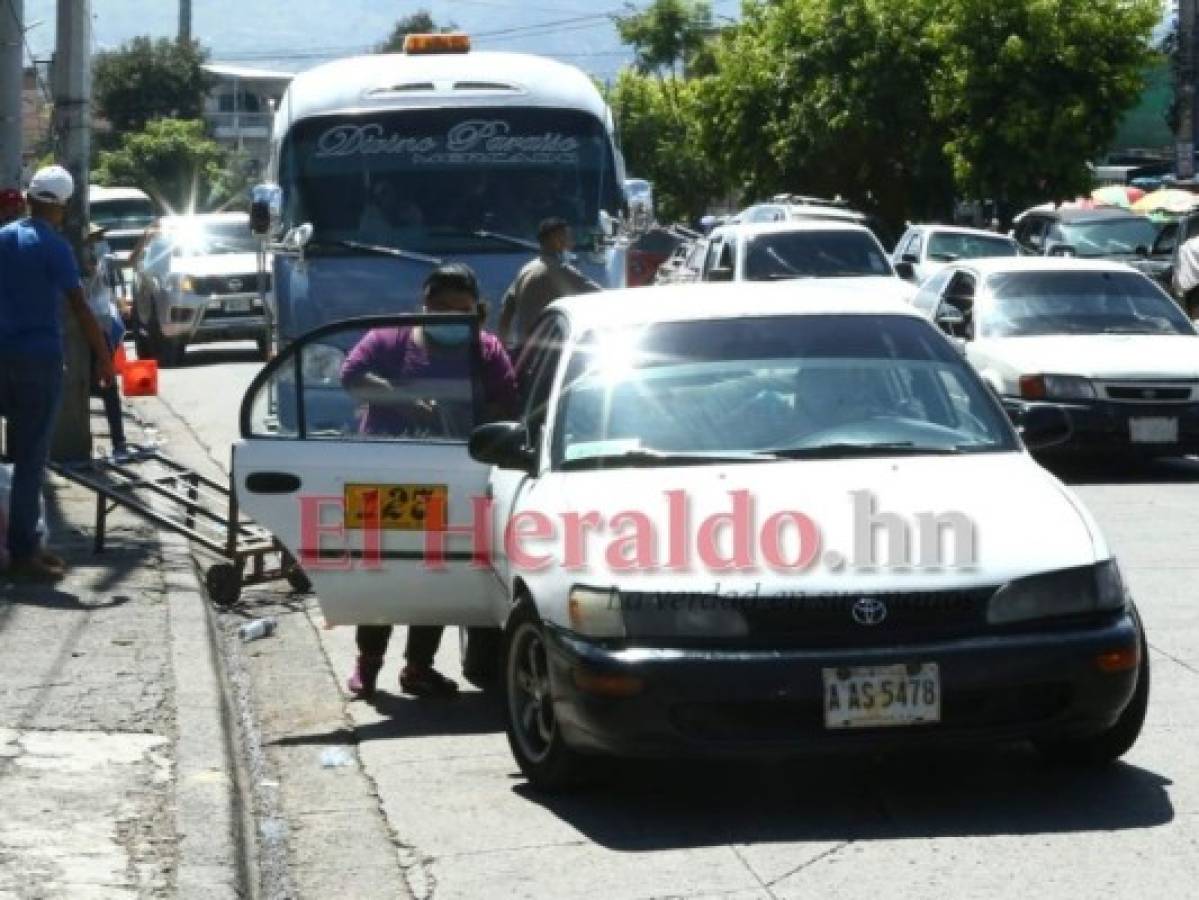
[424,324,470,347]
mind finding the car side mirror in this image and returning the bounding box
[469,421,535,474]
[1018,404,1072,451]
[894,260,916,281]
[249,182,282,237]
[935,304,966,334]
[707,265,734,282]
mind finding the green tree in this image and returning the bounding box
[94,119,235,213]
[377,11,443,52]
[927,0,1159,213]
[613,0,714,77]
[608,70,722,222]
[707,0,953,227]
[93,37,212,134]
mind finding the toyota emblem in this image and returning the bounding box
[228,278,243,292]
[851,597,888,626]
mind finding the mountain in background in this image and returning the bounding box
[23,0,741,82]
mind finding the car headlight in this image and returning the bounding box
[568,585,625,639]
[987,559,1127,625]
[302,343,346,386]
[175,274,195,294]
[1018,374,1096,401]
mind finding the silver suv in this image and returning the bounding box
[130,212,269,367]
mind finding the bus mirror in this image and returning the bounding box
[249,183,282,236]
[599,210,622,241]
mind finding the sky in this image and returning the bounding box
[20,0,744,81]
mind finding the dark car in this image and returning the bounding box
[1011,206,1160,266]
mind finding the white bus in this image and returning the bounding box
[254,34,629,343]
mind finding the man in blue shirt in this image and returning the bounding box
[0,165,114,579]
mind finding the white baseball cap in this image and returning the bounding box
[26,165,75,205]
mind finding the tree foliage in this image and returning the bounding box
[608,71,721,222]
[94,119,239,213]
[621,0,1159,226]
[378,11,444,52]
[93,37,211,134]
[613,0,714,76]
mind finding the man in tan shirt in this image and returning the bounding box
[499,217,600,347]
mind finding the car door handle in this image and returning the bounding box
[244,471,302,494]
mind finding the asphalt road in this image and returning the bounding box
[157,342,1199,899]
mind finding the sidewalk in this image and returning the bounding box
[0,403,242,899]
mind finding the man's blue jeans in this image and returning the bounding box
[0,353,64,561]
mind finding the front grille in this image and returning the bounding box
[192,273,270,295]
[621,588,998,649]
[1101,381,1198,403]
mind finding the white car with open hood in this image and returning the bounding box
[910,257,1199,456]
[234,280,1147,789]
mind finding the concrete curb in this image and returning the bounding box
[157,523,248,898]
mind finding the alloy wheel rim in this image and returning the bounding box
[508,622,555,764]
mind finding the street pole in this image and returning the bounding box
[0,0,22,188]
[50,0,92,461]
[179,0,192,43]
[1178,0,1196,181]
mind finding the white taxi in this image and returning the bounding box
[235,281,1147,789]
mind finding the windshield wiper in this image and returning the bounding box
[767,442,963,459]
[429,227,541,252]
[307,237,443,267]
[560,449,772,471]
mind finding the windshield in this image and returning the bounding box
[743,231,892,280]
[981,271,1196,337]
[280,107,622,255]
[553,315,1016,466]
[91,198,156,231]
[1058,218,1158,257]
[168,220,258,256]
[927,231,1017,261]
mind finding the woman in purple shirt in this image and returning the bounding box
[342,264,518,698]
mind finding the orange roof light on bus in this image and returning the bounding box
[403,33,472,55]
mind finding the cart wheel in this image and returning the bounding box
[281,553,312,593]
[206,563,242,607]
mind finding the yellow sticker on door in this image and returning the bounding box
[343,484,448,531]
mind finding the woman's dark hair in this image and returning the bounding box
[423,263,479,303]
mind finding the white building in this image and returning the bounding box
[202,63,293,178]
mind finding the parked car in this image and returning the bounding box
[891,223,1019,283]
[1010,206,1159,263]
[235,280,1148,789]
[89,185,157,267]
[910,257,1199,456]
[698,221,914,301]
[737,194,894,250]
[129,212,269,366]
[627,225,695,287]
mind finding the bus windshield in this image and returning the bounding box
[280,107,622,255]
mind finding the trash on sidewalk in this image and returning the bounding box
[238,617,278,642]
[319,746,355,768]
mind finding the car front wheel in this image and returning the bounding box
[504,602,587,791]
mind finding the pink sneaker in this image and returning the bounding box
[347,655,384,698]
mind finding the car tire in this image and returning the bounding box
[503,601,589,791]
[149,309,183,368]
[131,298,152,360]
[1034,608,1149,766]
[460,626,502,690]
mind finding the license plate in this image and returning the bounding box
[344,483,447,531]
[823,663,940,729]
[224,297,251,313]
[1129,416,1178,444]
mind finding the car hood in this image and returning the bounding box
[170,253,260,278]
[974,333,1199,380]
[531,452,1102,602]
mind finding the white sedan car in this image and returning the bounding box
[910,257,1199,456]
[235,281,1147,789]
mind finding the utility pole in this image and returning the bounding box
[179,0,192,43]
[50,0,92,461]
[1178,0,1196,180]
[0,0,22,188]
